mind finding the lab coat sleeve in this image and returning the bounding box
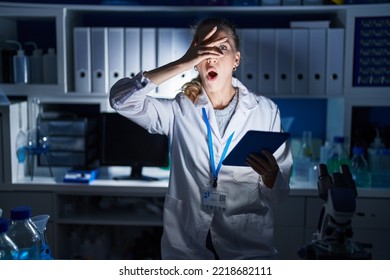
[109,72,173,135]
[259,106,292,205]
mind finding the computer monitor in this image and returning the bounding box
[99,112,169,181]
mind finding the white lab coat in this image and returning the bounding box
[110,72,293,260]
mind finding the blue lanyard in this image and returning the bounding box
[202,108,234,188]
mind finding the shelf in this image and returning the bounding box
[56,212,163,226]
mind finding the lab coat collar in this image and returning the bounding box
[193,77,259,141]
[194,77,259,110]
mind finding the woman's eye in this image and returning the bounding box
[219,45,228,51]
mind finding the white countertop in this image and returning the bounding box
[2,167,389,199]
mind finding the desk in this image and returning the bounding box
[1,169,389,260]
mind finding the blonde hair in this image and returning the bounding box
[182,76,202,102]
[182,17,240,103]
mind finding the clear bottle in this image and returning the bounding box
[25,42,43,84]
[293,131,313,181]
[0,217,19,260]
[43,48,57,84]
[368,128,385,187]
[6,40,29,84]
[351,147,371,188]
[8,206,41,260]
[327,136,350,174]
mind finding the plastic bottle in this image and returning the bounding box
[7,206,41,260]
[0,218,19,260]
[327,136,350,174]
[350,146,371,188]
[43,48,57,84]
[368,128,385,187]
[25,42,43,84]
[320,140,331,164]
[6,40,29,84]
[293,131,313,181]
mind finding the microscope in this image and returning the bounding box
[298,163,371,259]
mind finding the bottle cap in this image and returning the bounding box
[10,206,32,220]
[353,146,365,155]
[0,217,10,233]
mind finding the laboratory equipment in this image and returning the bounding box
[15,103,27,164]
[368,128,389,188]
[6,40,29,84]
[327,136,350,174]
[0,218,19,260]
[31,214,54,259]
[43,48,57,84]
[293,130,313,181]
[298,163,371,259]
[25,98,52,180]
[350,147,371,188]
[25,42,44,84]
[8,206,41,260]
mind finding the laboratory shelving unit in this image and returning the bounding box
[0,2,389,259]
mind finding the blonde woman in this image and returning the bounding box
[110,17,292,260]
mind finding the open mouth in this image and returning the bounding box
[207,70,218,80]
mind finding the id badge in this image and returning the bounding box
[202,189,227,211]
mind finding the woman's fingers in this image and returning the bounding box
[200,26,228,47]
[261,150,278,168]
[246,152,279,177]
[182,27,227,68]
[203,26,217,41]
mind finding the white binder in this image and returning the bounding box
[125,27,141,79]
[91,27,108,93]
[275,29,292,95]
[141,28,157,72]
[142,28,157,95]
[326,28,344,96]
[238,29,258,93]
[258,29,276,96]
[309,29,326,96]
[156,28,175,97]
[156,28,195,98]
[173,28,197,90]
[292,29,309,95]
[73,27,91,93]
[108,27,125,89]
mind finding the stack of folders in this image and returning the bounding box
[236,26,345,97]
[74,25,344,97]
[73,27,197,98]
